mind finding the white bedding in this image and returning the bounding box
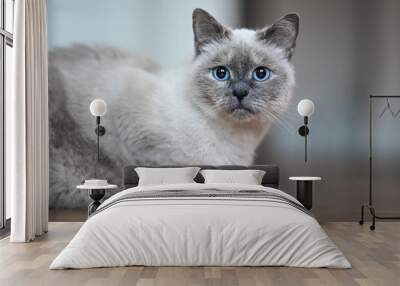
[50,183,351,269]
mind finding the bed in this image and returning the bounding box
[50,165,350,269]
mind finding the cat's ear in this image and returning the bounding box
[257,13,299,59]
[192,8,231,56]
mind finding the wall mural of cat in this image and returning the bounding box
[49,9,299,208]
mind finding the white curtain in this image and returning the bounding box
[9,0,49,242]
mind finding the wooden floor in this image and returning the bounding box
[0,222,399,286]
[49,208,87,222]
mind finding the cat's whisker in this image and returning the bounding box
[263,111,286,130]
[270,110,295,131]
[263,109,293,133]
[273,114,295,132]
[273,117,292,133]
[263,100,296,129]
[245,100,295,133]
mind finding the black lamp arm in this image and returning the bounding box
[94,116,106,177]
[298,116,310,162]
[298,116,309,137]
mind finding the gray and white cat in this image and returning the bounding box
[49,9,299,208]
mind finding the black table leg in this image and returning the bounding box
[296,181,313,210]
[88,189,105,216]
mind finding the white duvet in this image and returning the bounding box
[50,183,350,269]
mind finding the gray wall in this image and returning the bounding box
[246,0,400,221]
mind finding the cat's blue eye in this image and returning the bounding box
[212,66,230,81]
[252,66,271,81]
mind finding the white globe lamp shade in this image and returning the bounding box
[297,99,315,117]
[90,99,107,117]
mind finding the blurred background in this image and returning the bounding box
[47,0,400,221]
[47,0,243,65]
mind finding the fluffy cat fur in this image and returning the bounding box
[49,9,299,208]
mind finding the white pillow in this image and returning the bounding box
[135,167,200,186]
[200,169,266,185]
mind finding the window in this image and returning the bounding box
[0,0,14,230]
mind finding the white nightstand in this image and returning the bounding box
[289,177,321,210]
[77,184,118,216]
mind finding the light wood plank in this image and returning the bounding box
[0,222,399,286]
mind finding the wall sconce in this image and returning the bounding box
[297,99,315,162]
[90,99,107,177]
